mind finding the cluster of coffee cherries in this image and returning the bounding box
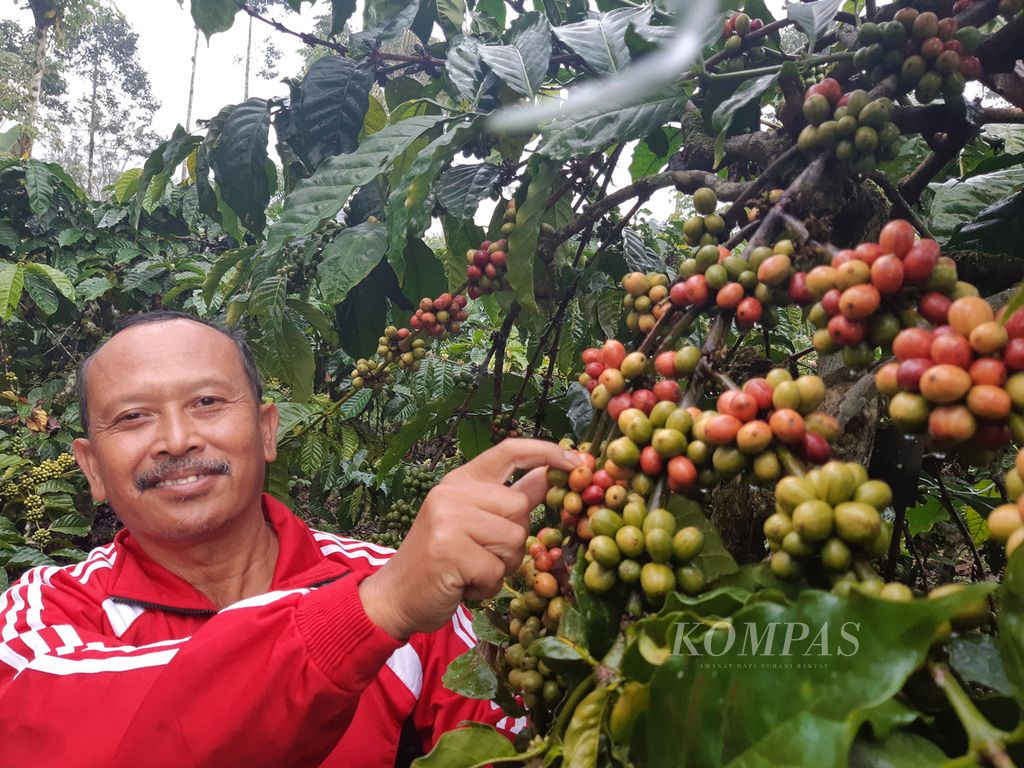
[580,339,685,409]
[371,463,439,547]
[764,463,893,581]
[955,0,1022,15]
[466,202,516,299]
[988,448,1024,557]
[855,11,982,100]
[797,220,967,369]
[719,12,768,72]
[492,414,522,442]
[453,365,477,391]
[621,271,671,334]
[799,82,899,175]
[681,187,727,247]
[503,559,568,716]
[876,299,1024,459]
[410,293,469,338]
[686,369,838,486]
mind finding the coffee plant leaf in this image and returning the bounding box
[441,647,501,701]
[478,12,552,99]
[190,0,239,38]
[23,272,59,316]
[641,585,992,767]
[435,163,502,220]
[202,246,254,307]
[563,686,610,768]
[435,0,465,38]
[539,86,686,161]
[331,0,357,34]
[784,0,843,48]
[318,220,389,305]
[666,495,739,584]
[23,160,53,219]
[848,730,948,767]
[552,6,650,77]
[48,514,90,538]
[629,127,683,182]
[445,35,490,106]
[298,57,373,169]
[711,72,779,135]
[412,722,515,767]
[950,633,1014,697]
[113,168,142,204]
[400,238,448,306]
[209,99,273,235]
[506,157,556,320]
[457,415,492,460]
[0,264,25,322]
[997,549,1024,707]
[266,115,447,256]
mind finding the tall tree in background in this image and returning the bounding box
[48,2,160,193]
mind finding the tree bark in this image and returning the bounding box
[86,56,100,195]
[17,21,52,157]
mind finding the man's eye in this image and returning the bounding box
[119,413,141,423]
[197,397,219,407]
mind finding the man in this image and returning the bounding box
[0,311,579,767]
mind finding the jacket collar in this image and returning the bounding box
[106,494,350,612]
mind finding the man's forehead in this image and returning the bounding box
[88,320,246,385]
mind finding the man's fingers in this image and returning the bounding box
[509,467,551,510]
[445,438,581,485]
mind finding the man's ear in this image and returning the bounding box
[72,437,107,503]
[259,402,279,463]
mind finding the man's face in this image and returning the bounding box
[72,319,278,546]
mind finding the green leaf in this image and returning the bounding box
[0,222,19,252]
[361,96,388,139]
[849,731,949,768]
[318,221,389,305]
[24,160,53,218]
[385,120,480,282]
[564,686,609,768]
[209,99,273,235]
[275,402,322,441]
[412,722,515,767]
[48,514,90,537]
[298,57,373,169]
[506,158,556,319]
[949,633,1014,696]
[75,276,112,303]
[440,646,500,701]
[540,87,686,160]
[191,0,240,38]
[629,127,683,182]
[338,387,373,419]
[300,431,329,475]
[202,246,255,306]
[528,635,585,662]
[400,238,447,304]
[134,125,202,226]
[331,0,357,34]
[113,168,143,203]
[24,263,74,301]
[998,548,1024,706]
[435,0,466,38]
[641,585,993,767]
[785,0,843,48]
[287,297,339,345]
[271,315,315,403]
[266,115,448,256]
[457,416,492,460]
[928,167,1024,243]
[248,275,287,318]
[478,13,552,98]
[711,73,779,135]
[445,35,490,105]
[552,6,648,76]
[0,263,25,321]
[1001,282,1024,327]
[23,272,58,315]
[435,163,502,220]
[4,546,57,569]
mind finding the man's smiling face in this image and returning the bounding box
[72,319,278,547]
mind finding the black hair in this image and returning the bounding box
[76,311,263,436]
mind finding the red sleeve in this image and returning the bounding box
[0,566,403,768]
[412,604,526,751]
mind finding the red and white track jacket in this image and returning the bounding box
[0,494,523,767]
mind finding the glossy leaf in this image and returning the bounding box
[441,215,485,292]
[478,13,552,99]
[266,115,447,256]
[0,264,25,322]
[506,157,556,319]
[48,514,90,537]
[412,722,515,767]
[190,0,239,38]
[435,163,501,219]
[629,127,683,181]
[298,57,373,168]
[949,633,1014,696]
[435,0,465,37]
[209,99,273,234]
[23,263,74,301]
[998,547,1024,706]
[113,168,142,203]
[318,221,389,305]
[848,731,948,767]
[445,35,489,104]
[457,415,492,460]
[711,72,779,135]
[666,495,739,584]
[929,168,1024,243]
[540,87,686,160]
[400,238,447,305]
[331,0,357,34]
[23,160,53,218]
[563,686,610,768]
[552,6,648,76]
[642,585,993,767]
[785,0,843,46]
[202,246,255,306]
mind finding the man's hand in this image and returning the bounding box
[357,439,582,641]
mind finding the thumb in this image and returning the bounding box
[509,466,551,509]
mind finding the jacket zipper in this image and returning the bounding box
[108,573,348,615]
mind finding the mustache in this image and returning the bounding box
[135,457,231,491]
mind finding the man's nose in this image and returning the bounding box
[153,410,204,456]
